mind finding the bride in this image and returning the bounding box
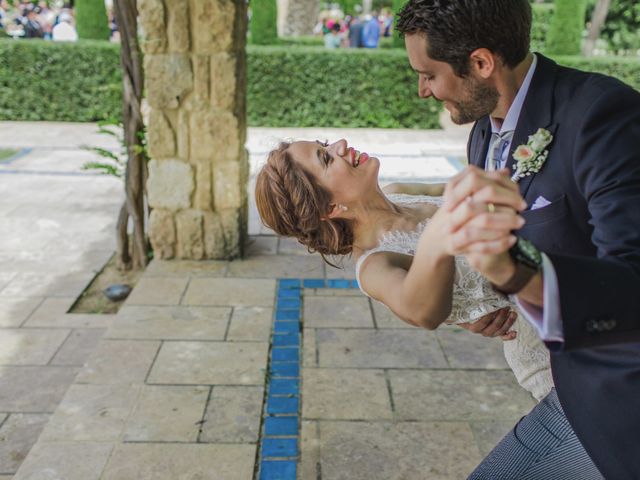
[255,138,604,479]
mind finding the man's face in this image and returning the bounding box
[405,33,499,124]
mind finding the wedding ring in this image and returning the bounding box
[487,202,496,213]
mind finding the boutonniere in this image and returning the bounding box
[511,128,553,182]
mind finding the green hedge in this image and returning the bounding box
[75,0,111,41]
[1,39,639,128]
[249,0,277,45]
[531,3,554,53]
[246,46,441,128]
[0,39,121,122]
[547,0,588,55]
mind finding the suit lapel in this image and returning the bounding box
[470,117,492,169]
[507,54,558,199]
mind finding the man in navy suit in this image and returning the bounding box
[397,0,640,478]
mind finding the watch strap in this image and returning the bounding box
[493,261,538,295]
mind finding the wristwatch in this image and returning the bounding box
[493,238,542,294]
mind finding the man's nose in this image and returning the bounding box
[419,77,432,98]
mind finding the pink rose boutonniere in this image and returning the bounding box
[511,128,553,182]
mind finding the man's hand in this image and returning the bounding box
[459,307,518,341]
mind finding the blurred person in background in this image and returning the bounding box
[52,11,77,42]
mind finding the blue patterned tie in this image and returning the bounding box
[487,130,514,171]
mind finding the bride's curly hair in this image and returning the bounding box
[255,142,354,264]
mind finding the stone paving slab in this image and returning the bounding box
[125,277,190,306]
[144,259,228,277]
[0,272,96,299]
[50,329,106,366]
[0,329,70,366]
[123,385,209,442]
[226,306,273,342]
[0,298,42,328]
[0,414,49,474]
[303,296,373,328]
[436,324,509,369]
[147,341,269,385]
[23,297,113,329]
[227,255,325,279]
[107,305,230,341]
[101,444,256,480]
[182,278,276,307]
[0,366,80,413]
[12,442,113,480]
[200,386,264,443]
[316,421,483,480]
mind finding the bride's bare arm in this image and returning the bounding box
[382,182,445,196]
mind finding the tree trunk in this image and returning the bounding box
[583,0,611,56]
[113,0,149,270]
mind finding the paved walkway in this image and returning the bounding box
[0,122,534,479]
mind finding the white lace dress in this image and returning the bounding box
[355,194,553,401]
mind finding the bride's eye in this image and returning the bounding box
[322,149,332,166]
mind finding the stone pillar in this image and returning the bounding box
[277,0,320,37]
[141,0,248,260]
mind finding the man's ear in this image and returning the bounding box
[468,48,497,79]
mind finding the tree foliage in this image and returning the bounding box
[547,0,588,55]
[75,0,110,41]
[250,0,277,45]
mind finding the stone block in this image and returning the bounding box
[389,370,535,421]
[213,161,243,210]
[227,254,324,279]
[166,0,190,52]
[0,328,70,365]
[194,162,213,210]
[192,55,210,104]
[226,306,273,342]
[101,444,255,480]
[75,339,160,385]
[147,341,269,385]
[0,297,41,327]
[189,111,239,162]
[191,0,235,53]
[202,211,227,258]
[137,0,166,54]
[182,278,276,307]
[126,276,189,306]
[147,159,194,211]
[108,305,230,340]
[50,328,106,366]
[302,368,392,420]
[144,54,193,109]
[319,421,482,480]
[200,386,264,442]
[177,109,190,159]
[0,366,79,412]
[147,109,176,159]
[219,208,243,258]
[40,384,139,442]
[210,53,236,110]
[0,413,50,473]
[303,296,373,328]
[300,420,321,480]
[176,209,205,259]
[148,209,176,260]
[12,442,113,480]
[124,385,209,442]
[316,328,448,369]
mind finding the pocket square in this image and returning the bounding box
[531,195,552,210]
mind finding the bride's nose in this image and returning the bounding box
[329,139,348,157]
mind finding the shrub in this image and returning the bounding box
[0,39,121,121]
[75,0,110,41]
[546,0,588,55]
[246,46,442,128]
[531,3,554,53]
[554,55,640,88]
[391,0,406,48]
[249,0,277,45]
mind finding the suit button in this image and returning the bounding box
[603,319,617,331]
[585,319,599,333]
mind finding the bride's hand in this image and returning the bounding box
[458,307,518,340]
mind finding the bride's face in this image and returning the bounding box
[288,139,380,204]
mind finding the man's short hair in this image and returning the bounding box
[396,0,531,77]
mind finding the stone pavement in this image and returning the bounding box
[0,122,535,479]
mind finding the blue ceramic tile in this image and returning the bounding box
[264,416,298,436]
[276,297,301,309]
[277,288,300,299]
[270,363,300,377]
[275,310,299,321]
[274,322,299,334]
[272,333,299,347]
[327,279,351,289]
[279,279,301,289]
[269,378,299,395]
[350,279,359,288]
[303,279,325,288]
[260,460,296,480]
[271,348,299,362]
[262,438,298,458]
[267,396,298,414]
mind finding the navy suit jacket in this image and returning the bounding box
[467,54,640,479]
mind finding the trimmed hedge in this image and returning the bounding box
[0,39,121,122]
[1,39,639,128]
[76,0,111,41]
[249,0,277,45]
[531,3,554,53]
[247,46,441,128]
[547,0,587,55]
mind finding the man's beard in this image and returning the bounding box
[449,77,499,125]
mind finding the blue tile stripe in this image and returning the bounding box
[256,277,355,480]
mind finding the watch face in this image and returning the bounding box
[513,238,542,269]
